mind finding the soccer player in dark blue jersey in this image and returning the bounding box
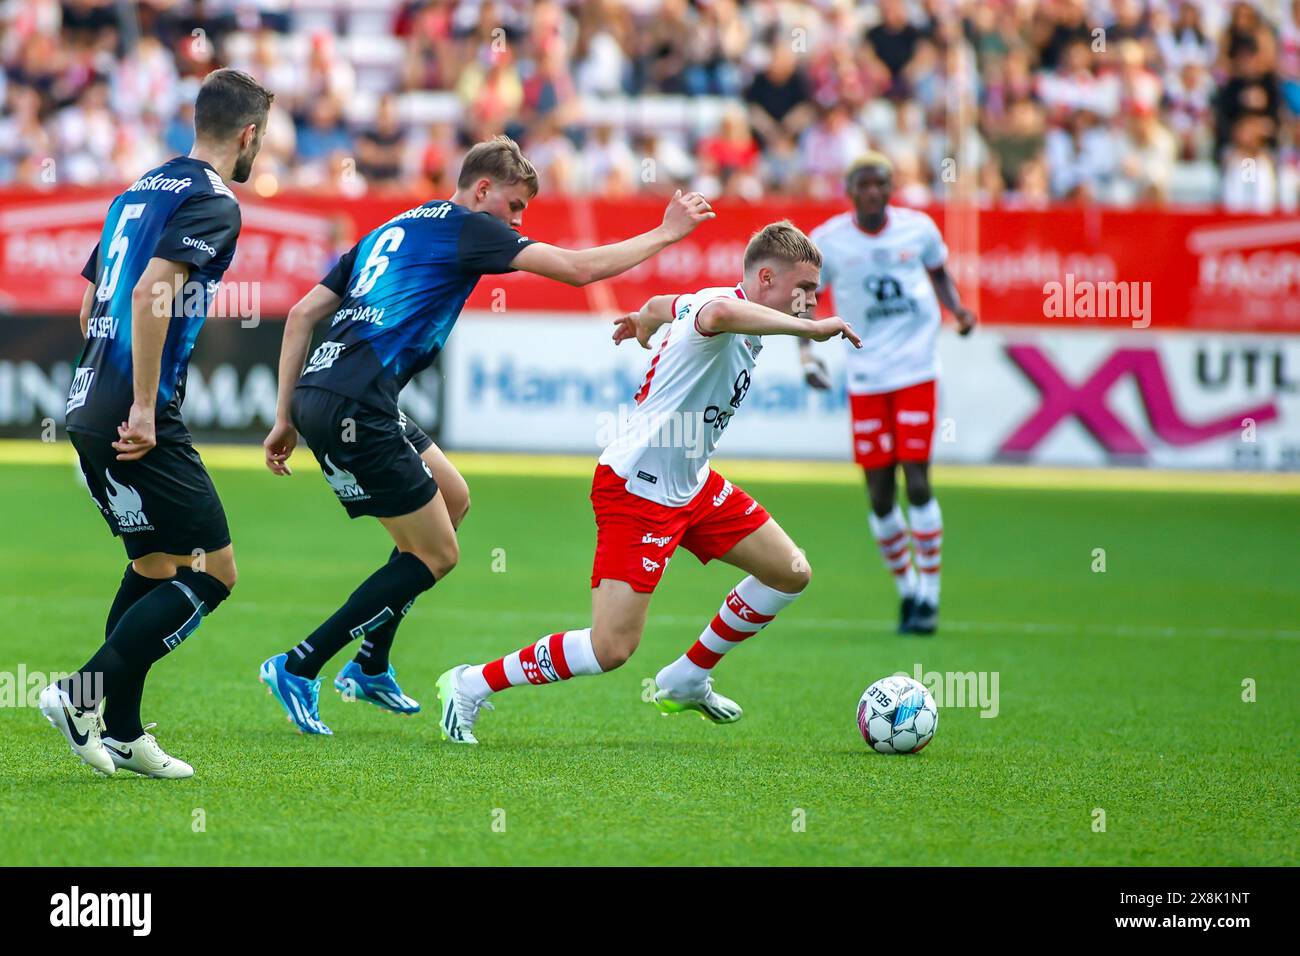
[258,135,715,734]
[39,69,274,778]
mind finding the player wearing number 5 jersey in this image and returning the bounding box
[802,153,977,636]
[436,222,861,744]
[40,69,273,779]
[258,136,716,734]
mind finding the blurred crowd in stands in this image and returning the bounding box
[2,0,1298,211]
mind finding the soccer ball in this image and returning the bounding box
[857,675,938,754]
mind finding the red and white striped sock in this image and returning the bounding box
[462,628,602,699]
[909,498,942,605]
[657,576,802,690]
[869,505,917,599]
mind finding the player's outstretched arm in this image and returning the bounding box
[611,294,676,348]
[510,190,714,287]
[696,298,862,348]
[114,257,189,461]
[928,266,977,336]
[264,283,341,476]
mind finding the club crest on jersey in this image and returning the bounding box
[641,556,661,573]
[305,341,345,374]
[322,456,367,501]
[103,469,151,531]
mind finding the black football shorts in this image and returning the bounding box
[292,386,439,519]
[69,430,232,560]
[399,409,434,455]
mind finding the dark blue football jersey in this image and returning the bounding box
[297,200,534,411]
[67,156,241,443]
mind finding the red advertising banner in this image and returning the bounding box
[1,187,1296,332]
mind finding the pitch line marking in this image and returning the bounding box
[1,595,1294,642]
[1,440,1298,495]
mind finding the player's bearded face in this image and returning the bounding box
[232,124,265,183]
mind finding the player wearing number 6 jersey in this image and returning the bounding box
[436,222,861,744]
[258,136,715,734]
[802,153,977,636]
[40,69,273,779]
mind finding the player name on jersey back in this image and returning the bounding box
[599,284,760,507]
[811,206,947,395]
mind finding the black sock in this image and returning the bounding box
[105,564,167,639]
[100,565,166,739]
[75,569,230,722]
[286,552,435,680]
[352,549,411,676]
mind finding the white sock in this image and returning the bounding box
[909,498,942,606]
[657,576,802,690]
[868,505,917,599]
[464,627,603,698]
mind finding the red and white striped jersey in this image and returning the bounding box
[811,206,947,394]
[599,284,759,506]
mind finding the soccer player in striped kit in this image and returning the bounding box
[800,154,977,635]
[436,222,860,744]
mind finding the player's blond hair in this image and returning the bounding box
[457,135,540,196]
[742,220,822,273]
[846,151,894,181]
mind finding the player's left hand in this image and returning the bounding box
[660,189,715,241]
[612,312,654,349]
[263,420,298,476]
[113,404,156,461]
[809,317,862,349]
[955,307,977,336]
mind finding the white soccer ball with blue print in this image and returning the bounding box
[857,675,937,754]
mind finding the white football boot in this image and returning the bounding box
[102,723,194,779]
[653,673,744,723]
[436,665,494,744]
[38,683,115,775]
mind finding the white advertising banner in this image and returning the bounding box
[442,313,1300,470]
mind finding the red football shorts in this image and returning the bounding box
[849,379,937,469]
[590,465,771,593]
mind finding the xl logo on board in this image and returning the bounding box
[1000,346,1280,457]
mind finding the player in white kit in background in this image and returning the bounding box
[802,154,977,635]
[435,223,860,743]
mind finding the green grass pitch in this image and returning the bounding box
[0,456,1295,866]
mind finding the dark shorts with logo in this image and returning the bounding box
[399,410,434,455]
[69,430,232,560]
[292,386,439,519]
